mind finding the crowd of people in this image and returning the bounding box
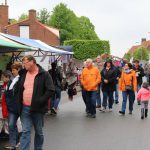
[0,54,150,150]
[80,56,150,119]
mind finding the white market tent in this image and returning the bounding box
[0,33,73,55]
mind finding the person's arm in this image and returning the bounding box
[133,71,137,92]
[118,72,123,91]
[95,69,101,85]
[39,72,55,104]
[139,67,145,77]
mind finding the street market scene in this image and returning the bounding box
[0,0,150,150]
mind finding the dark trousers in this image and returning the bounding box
[85,91,97,115]
[82,89,88,112]
[121,90,135,112]
[102,91,114,109]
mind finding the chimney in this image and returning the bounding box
[29,9,36,20]
[5,0,7,5]
[141,38,146,43]
[0,4,8,30]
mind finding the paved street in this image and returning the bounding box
[36,91,150,150]
[1,91,150,150]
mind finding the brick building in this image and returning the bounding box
[0,2,61,70]
[127,38,150,54]
[0,3,60,46]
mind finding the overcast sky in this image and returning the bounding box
[4,0,150,57]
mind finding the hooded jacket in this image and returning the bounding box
[119,69,137,92]
[137,87,150,101]
[80,65,101,91]
[101,60,116,91]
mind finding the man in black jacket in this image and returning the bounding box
[19,55,55,150]
[133,60,145,105]
[48,61,62,115]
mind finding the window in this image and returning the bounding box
[19,26,29,38]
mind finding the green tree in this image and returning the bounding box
[9,19,17,24]
[49,3,78,44]
[124,53,132,61]
[37,8,50,24]
[49,3,99,44]
[64,40,110,60]
[18,13,28,21]
[133,47,149,61]
[77,16,99,40]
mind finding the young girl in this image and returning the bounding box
[137,82,150,119]
[1,70,12,120]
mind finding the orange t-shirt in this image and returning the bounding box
[23,70,38,106]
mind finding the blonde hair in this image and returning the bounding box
[86,58,93,63]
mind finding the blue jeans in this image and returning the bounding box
[85,91,97,115]
[137,84,141,92]
[146,74,150,85]
[121,90,135,112]
[82,89,88,112]
[114,84,119,102]
[51,87,61,109]
[20,106,44,150]
[102,91,114,109]
[96,84,101,106]
[8,113,19,147]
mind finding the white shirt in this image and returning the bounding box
[9,75,19,90]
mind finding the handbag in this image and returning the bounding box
[124,76,133,91]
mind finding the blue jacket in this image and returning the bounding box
[5,79,19,114]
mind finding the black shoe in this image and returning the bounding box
[51,108,57,115]
[119,111,125,115]
[115,101,119,104]
[129,111,132,115]
[96,105,101,108]
[145,109,148,118]
[86,113,91,117]
[91,114,96,118]
[141,116,144,119]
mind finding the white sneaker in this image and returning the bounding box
[101,107,106,112]
[99,107,102,111]
[109,108,113,112]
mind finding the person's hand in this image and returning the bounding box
[104,79,108,83]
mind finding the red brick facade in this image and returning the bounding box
[0,5,8,31]
[0,5,60,46]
